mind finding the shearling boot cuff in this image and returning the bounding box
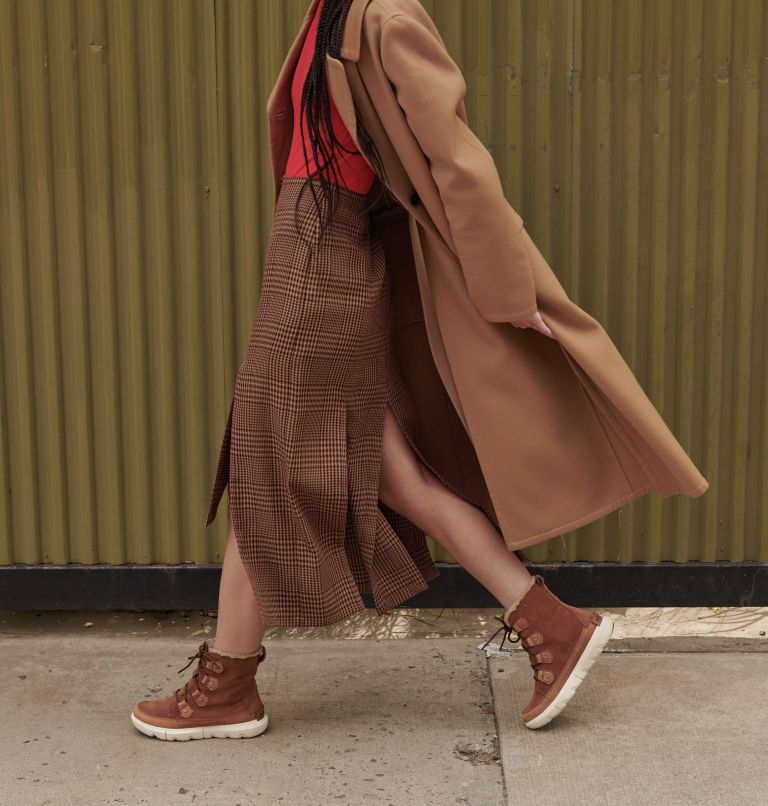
[208,639,264,659]
[503,575,536,624]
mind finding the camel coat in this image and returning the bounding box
[265,0,709,553]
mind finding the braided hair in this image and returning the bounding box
[294,0,391,244]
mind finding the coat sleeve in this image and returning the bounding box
[379,12,537,323]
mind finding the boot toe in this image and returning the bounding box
[132,695,179,724]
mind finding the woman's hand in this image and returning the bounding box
[510,311,556,339]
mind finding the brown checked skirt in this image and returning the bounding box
[204,174,440,627]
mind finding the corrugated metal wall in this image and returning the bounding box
[1,0,766,567]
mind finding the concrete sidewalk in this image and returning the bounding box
[2,607,767,805]
[491,653,767,805]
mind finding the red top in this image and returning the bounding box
[283,0,375,194]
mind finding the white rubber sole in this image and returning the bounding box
[523,615,614,730]
[130,710,269,741]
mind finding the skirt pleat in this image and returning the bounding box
[204,175,439,627]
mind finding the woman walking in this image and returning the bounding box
[131,0,708,740]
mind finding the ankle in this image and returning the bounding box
[503,574,536,623]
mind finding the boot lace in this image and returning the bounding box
[481,616,552,680]
[480,615,521,652]
[174,641,219,707]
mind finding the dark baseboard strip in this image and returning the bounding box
[1,561,767,610]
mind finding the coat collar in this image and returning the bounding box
[266,0,374,198]
[338,0,372,61]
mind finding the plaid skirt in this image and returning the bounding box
[204,174,439,627]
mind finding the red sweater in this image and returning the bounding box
[283,0,375,194]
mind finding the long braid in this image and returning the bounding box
[293,0,391,245]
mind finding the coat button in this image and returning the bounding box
[409,190,420,205]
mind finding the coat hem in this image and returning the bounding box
[503,482,657,552]
[658,477,709,498]
[503,476,709,553]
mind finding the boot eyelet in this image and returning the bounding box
[512,617,528,631]
[536,670,555,684]
[535,650,553,663]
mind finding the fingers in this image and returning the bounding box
[537,314,555,339]
[510,311,556,340]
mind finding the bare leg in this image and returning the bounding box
[211,399,528,652]
[210,502,267,654]
[378,404,532,609]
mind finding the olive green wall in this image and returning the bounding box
[1,1,766,566]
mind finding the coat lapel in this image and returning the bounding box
[324,54,362,150]
[326,0,376,158]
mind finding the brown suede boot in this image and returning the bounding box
[481,575,613,729]
[130,639,269,741]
